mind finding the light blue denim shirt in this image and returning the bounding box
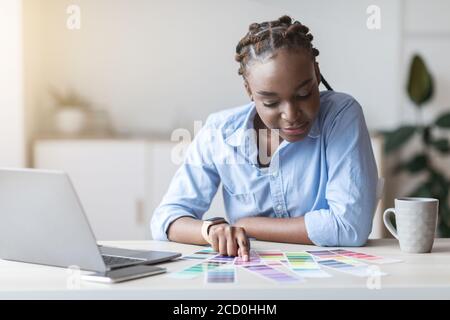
[151,91,378,246]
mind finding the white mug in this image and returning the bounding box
[383,197,438,253]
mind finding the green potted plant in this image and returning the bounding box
[382,54,450,236]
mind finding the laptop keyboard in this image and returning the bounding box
[102,254,144,266]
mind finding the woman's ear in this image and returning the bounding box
[244,80,253,101]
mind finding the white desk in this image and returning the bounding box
[1,239,450,299]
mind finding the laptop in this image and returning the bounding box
[0,168,181,273]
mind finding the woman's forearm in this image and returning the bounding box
[167,215,313,246]
[167,216,208,245]
[235,216,314,245]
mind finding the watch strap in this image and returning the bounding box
[201,218,227,244]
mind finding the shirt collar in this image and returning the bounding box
[308,116,321,139]
[224,103,257,147]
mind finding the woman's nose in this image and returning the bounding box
[281,104,301,123]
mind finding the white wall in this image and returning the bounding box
[25,0,403,137]
[0,0,25,167]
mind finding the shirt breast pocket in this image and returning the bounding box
[222,185,267,222]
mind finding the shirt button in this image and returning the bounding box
[276,204,283,211]
[271,171,278,177]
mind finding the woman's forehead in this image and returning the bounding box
[246,49,315,90]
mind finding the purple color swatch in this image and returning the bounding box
[242,264,301,283]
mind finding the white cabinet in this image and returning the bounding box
[34,140,151,240]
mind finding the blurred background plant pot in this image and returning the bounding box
[55,106,88,135]
[50,88,91,136]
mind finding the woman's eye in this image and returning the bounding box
[295,92,311,100]
[263,101,279,107]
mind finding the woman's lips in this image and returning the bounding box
[281,122,310,136]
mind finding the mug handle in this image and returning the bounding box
[383,208,399,239]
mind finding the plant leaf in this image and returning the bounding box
[407,54,434,107]
[383,126,416,153]
[398,154,428,174]
[435,112,450,128]
[422,126,431,145]
[431,138,450,153]
[439,204,450,230]
[438,218,450,237]
[429,177,449,201]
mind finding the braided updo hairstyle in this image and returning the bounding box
[235,15,332,90]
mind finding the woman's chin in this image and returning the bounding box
[282,134,307,142]
[280,127,311,142]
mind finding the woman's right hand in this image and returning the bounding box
[208,224,250,261]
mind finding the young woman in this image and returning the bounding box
[151,15,378,261]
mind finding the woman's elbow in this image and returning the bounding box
[337,219,372,247]
[150,214,170,241]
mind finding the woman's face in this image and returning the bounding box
[245,48,321,143]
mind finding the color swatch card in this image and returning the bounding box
[265,260,288,266]
[307,250,387,277]
[205,266,236,284]
[306,250,340,260]
[331,256,372,268]
[330,249,402,264]
[169,260,227,279]
[256,250,286,262]
[209,255,236,263]
[308,249,401,265]
[317,259,387,277]
[242,264,303,284]
[307,250,366,266]
[182,247,218,261]
[233,250,261,266]
[285,252,331,278]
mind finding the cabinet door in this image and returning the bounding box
[34,140,148,240]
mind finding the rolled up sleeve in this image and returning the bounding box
[304,99,378,247]
[150,116,220,241]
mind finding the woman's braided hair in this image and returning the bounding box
[235,15,332,90]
